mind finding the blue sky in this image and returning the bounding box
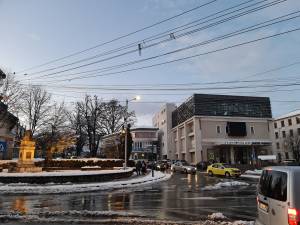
[1,0,300,126]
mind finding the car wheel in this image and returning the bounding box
[208,171,213,177]
[225,172,231,178]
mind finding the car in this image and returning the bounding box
[196,161,208,171]
[207,163,241,177]
[171,161,196,174]
[282,159,300,166]
[155,160,169,171]
[256,167,300,225]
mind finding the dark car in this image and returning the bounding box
[196,161,208,171]
[156,160,169,171]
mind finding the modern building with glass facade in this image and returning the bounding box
[170,94,273,165]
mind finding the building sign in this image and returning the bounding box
[223,141,271,146]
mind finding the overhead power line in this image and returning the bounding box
[31,24,300,83]
[22,0,266,77]
[24,0,288,80]
[16,0,218,74]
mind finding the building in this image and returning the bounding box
[131,127,158,161]
[271,110,300,161]
[170,94,273,165]
[152,103,177,160]
[101,127,158,161]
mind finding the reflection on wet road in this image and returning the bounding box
[0,172,258,221]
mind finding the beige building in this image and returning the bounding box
[272,110,300,161]
[152,103,176,160]
[169,94,273,165]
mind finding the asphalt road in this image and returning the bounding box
[0,172,258,224]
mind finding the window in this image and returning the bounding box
[288,118,292,126]
[298,128,300,135]
[281,120,285,127]
[276,142,280,149]
[274,122,278,129]
[216,126,221,134]
[296,117,300,124]
[290,129,294,137]
[275,132,279,139]
[250,126,255,135]
[258,170,287,202]
[282,131,286,138]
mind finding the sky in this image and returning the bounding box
[0,0,300,126]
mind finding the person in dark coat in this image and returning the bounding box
[136,161,142,175]
[141,161,147,175]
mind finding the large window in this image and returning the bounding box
[290,129,294,137]
[274,122,278,129]
[288,118,292,126]
[275,132,279,139]
[281,120,285,127]
[227,122,247,137]
[297,117,300,124]
[258,170,287,202]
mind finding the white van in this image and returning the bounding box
[256,167,300,225]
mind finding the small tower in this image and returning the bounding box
[16,130,42,172]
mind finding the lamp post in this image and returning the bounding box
[124,96,140,170]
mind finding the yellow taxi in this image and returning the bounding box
[207,163,241,178]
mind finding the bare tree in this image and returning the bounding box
[285,135,300,161]
[20,86,51,135]
[0,70,24,115]
[100,99,135,134]
[68,102,87,157]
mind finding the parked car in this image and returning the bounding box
[256,166,300,225]
[155,160,169,171]
[207,163,241,177]
[171,161,196,174]
[282,159,300,166]
[196,161,208,171]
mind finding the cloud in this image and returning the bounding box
[27,33,41,41]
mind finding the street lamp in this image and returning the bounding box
[124,96,141,170]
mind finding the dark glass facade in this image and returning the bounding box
[172,94,272,127]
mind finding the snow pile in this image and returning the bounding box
[208,212,228,220]
[0,168,132,177]
[0,171,170,194]
[202,181,249,191]
[244,170,262,175]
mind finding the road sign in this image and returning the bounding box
[0,141,7,153]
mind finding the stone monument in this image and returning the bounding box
[16,130,42,172]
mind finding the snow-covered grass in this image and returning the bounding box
[0,171,170,194]
[202,181,249,191]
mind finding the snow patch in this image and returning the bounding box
[0,171,171,194]
[244,170,262,175]
[208,212,228,220]
[202,181,249,191]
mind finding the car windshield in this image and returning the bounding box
[222,164,232,168]
[182,162,190,166]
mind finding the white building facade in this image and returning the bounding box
[272,110,300,161]
[152,103,177,160]
[169,94,273,165]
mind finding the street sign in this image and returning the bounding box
[0,141,7,153]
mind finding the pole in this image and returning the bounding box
[152,142,154,177]
[124,99,128,170]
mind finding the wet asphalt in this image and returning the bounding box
[0,171,258,224]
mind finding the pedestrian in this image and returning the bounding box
[141,161,147,175]
[136,161,142,175]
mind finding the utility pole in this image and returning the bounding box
[124,99,128,170]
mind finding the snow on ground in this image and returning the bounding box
[244,170,262,175]
[0,171,171,194]
[240,174,260,180]
[202,181,249,191]
[0,168,132,177]
[208,213,228,220]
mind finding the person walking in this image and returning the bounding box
[141,161,147,175]
[136,161,142,175]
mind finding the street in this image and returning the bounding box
[0,172,258,224]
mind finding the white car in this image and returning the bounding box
[171,161,196,174]
[256,166,300,225]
